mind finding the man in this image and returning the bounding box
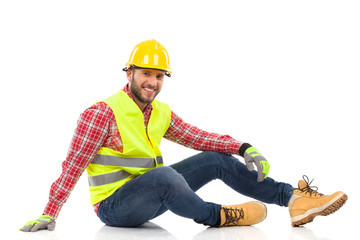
[21,39,347,232]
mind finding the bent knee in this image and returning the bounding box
[199,151,235,163]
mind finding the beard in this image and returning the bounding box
[130,74,159,105]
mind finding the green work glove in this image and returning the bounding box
[20,215,55,232]
[244,147,270,182]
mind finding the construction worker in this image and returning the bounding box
[20,39,347,232]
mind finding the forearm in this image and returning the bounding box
[164,111,244,155]
[43,154,96,218]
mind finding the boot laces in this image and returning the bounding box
[221,207,244,226]
[299,175,324,197]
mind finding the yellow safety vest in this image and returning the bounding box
[86,90,171,205]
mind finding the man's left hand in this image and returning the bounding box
[244,147,270,182]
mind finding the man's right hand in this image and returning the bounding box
[20,215,56,232]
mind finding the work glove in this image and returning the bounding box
[244,146,270,182]
[20,215,56,232]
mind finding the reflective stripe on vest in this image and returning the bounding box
[88,170,131,187]
[88,155,163,187]
[91,154,163,168]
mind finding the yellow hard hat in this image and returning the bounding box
[123,39,172,77]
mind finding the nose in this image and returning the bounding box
[147,75,158,87]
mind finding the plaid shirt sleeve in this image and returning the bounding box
[43,102,112,219]
[164,111,243,155]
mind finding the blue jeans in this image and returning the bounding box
[97,151,294,227]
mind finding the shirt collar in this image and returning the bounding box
[123,84,153,114]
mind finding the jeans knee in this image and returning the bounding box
[199,151,235,165]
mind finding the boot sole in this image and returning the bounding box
[291,193,347,227]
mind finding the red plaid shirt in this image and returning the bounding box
[44,84,243,219]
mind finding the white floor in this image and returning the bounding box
[11,220,354,240]
[11,199,355,240]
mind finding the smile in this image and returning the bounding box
[144,87,156,92]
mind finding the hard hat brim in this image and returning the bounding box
[122,65,171,77]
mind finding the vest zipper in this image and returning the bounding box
[145,125,158,166]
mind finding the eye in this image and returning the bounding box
[157,74,165,80]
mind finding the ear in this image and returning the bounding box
[126,69,133,83]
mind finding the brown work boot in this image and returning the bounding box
[218,202,267,227]
[289,176,347,227]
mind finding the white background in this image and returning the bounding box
[1,0,359,239]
